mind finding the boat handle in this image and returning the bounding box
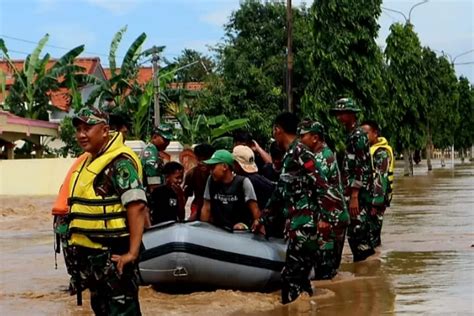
[173,266,188,277]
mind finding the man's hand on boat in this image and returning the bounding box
[251,219,266,236]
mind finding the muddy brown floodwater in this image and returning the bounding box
[1,161,473,315]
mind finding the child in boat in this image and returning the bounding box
[150,161,185,224]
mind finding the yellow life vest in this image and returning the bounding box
[68,132,143,249]
[370,137,394,205]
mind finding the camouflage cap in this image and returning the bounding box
[297,120,325,136]
[152,123,174,140]
[72,107,109,127]
[330,97,361,113]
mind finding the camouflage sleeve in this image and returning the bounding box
[347,131,371,189]
[372,148,390,207]
[111,157,147,206]
[296,146,328,190]
[317,153,348,226]
[140,146,164,186]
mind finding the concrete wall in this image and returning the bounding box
[0,142,185,195]
[0,158,75,195]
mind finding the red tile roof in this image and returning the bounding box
[104,67,153,85]
[104,67,205,90]
[0,58,104,112]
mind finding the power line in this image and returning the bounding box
[454,61,474,65]
[1,34,183,60]
[2,49,30,55]
[1,34,120,59]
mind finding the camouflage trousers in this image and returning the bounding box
[64,246,141,316]
[368,207,386,248]
[347,203,375,262]
[314,223,347,280]
[281,228,318,304]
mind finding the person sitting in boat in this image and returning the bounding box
[200,149,261,231]
[150,161,186,225]
[232,145,275,212]
[184,143,215,221]
[232,145,284,238]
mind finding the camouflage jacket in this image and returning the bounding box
[342,125,373,201]
[314,144,349,227]
[140,143,164,189]
[264,139,328,236]
[371,147,391,208]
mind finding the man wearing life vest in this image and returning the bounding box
[65,107,147,315]
[52,107,134,266]
[330,98,374,262]
[361,120,394,248]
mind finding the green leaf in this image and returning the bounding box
[211,118,249,139]
[109,25,128,75]
[121,32,147,77]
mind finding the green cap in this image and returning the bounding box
[72,107,109,127]
[152,123,174,140]
[330,97,361,113]
[203,149,234,166]
[297,120,325,136]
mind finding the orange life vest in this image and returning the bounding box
[51,153,89,215]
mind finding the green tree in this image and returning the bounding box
[85,26,148,108]
[57,116,82,157]
[455,77,474,161]
[0,35,85,120]
[422,48,460,169]
[171,49,214,83]
[197,0,313,142]
[384,23,427,176]
[170,98,248,149]
[302,0,385,137]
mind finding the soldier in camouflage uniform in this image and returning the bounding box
[330,98,374,262]
[253,112,328,304]
[298,120,349,280]
[59,107,147,315]
[361,120,394,248]
[140,124,173,193]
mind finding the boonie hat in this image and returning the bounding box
[330,97,361,113]
[152,123,174,140]
[232,145,258,173]
[72,107,109,127]
[203,149,234,166]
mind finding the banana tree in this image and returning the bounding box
[0,35,85,120]
[173,99,249,149]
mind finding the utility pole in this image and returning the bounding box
[151,46,160,126]
[286,0,294,113]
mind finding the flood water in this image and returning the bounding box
[1,160,473,315]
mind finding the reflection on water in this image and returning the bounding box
[0,161,473,315]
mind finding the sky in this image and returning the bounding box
[0,0,472,81]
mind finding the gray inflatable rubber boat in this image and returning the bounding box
[139,221,287,291]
